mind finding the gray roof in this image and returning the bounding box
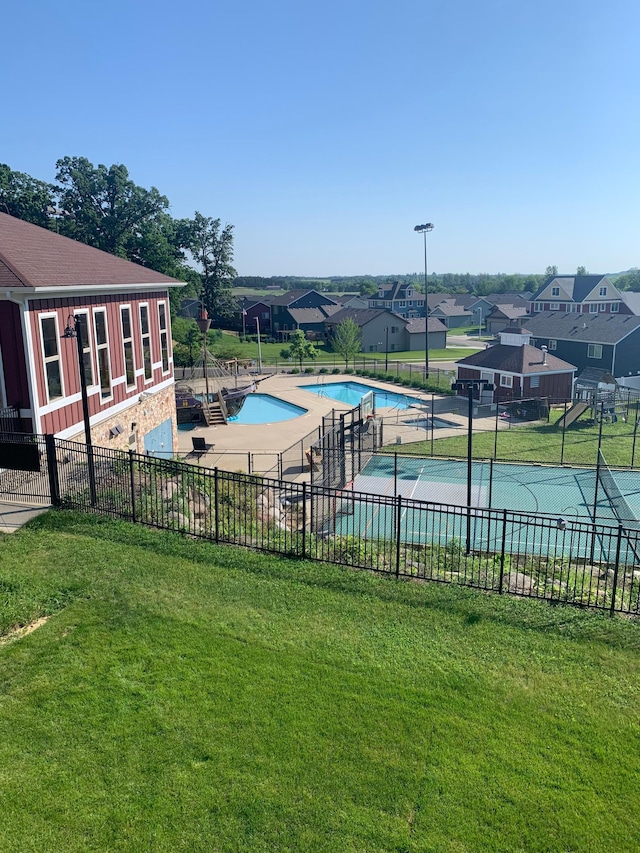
[487,305,529,320]
[430,303,472,317]
[621,292,640,315]
[458,344,575,375]
[522,311,640,344]
[269,289,338,307]
[406,317,448,334]
[288,305,342,324]
[324,307,404,328]
[530,274,609,303]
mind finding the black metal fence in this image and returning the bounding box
[1,432,638,617]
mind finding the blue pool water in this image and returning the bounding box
[300,381,424,410]
[228,393,307,424]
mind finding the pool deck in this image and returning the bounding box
[175,373,480,479]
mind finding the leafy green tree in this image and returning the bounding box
[545,265,558,276]
[280,329,318,369]
[187,212,237,325]
[331,318,362,369]
[576,266,588,275]
[0,164,55,228]
[55,157,172,261]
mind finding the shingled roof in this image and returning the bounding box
[457,344,575,375]
[523,311,640,344]
[0,212,183,291]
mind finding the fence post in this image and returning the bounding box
[45,433,61,507]
[129,450,137,523]
[214,467,220,544]
[498,509,507,593]
[610,524,623,616]
[302,481,307,560]
[395,495,403,578]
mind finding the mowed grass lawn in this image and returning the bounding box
[1,512,639,852]
[399,410,640,468]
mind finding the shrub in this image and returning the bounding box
[319,367,329,374]
[291,368,300,374]
[332,368,341,374]
[304,367,314,374]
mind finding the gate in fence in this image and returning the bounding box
[0,433,54,504]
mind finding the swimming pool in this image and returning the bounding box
[227,393,307,424]
[300,380,424,410]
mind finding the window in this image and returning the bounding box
[406,288,413,297]
[548,340,557,350]
[611,302,619,313]
[75,311,94,387]
[551,287,560,297]
[40,315,63,402]
[158,302,170,373]
[262,311,269,319]
[599,303,606,312]
[93,309,112,400]
[391,325,399,333]
[399,300,406,308]
[590,303,598,313]
[550,302,560,311]
[530,376,540,388]
[599,286,607,296]
[587,344,602,359]
[139,305,153,381]
[500,374,513,388]
[120,306,136,389]
[385,301,391,308]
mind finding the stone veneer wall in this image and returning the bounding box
[66,384,178,456]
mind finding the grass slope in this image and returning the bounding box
[1,511,639,852]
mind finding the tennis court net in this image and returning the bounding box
[597,451,640,563]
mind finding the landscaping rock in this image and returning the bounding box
[506,571,535,594]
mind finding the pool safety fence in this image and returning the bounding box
[310,403,384,492]
[1,432,639,616]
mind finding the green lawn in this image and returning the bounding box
[396,408,640,468]
[1,511,639,851]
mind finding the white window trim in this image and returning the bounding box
[93,308,113,402]
[611,302,620,313]
[587,344,603,359]
[120,304,137,390]
[39,312,65,404]
[548,340,557,350]
[590,303,598,313]
[139,302,154,384]
[74,309,96,389]
[500,374,513,388]
[157,300,171,375]
[599,303,606,312]
[599,287,607,296]
[551,287,560,297]
[549,302,560,311]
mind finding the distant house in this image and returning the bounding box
[324,310,447,354]
[455,324,575,404]
[485,304,529,335]
[237,297,272,335]
[269,289,340,339]
[367,281,425,318]
[429,301,473,329]
[620,291,640,316]
[0,212,184,456]
[324,308,408,354]
[522,311,640,382]
[405,317,448,352]
[529,275,626,315]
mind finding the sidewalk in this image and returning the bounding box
[0,500,49,534]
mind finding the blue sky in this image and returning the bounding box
[3,0,639,277]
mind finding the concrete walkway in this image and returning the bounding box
[0,500,49,534]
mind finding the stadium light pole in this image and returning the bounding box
[414,223,434,379]
[451,377,494,554]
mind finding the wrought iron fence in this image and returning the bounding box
[1,432,635,616]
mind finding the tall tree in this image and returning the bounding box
[187,212,237,324]
[55,156,172,260]
[332,317,362,369]
[576,266,588,275]
[0,164,55,228]
[545,265,558,276]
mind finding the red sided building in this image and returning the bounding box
[0,212,184,456]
